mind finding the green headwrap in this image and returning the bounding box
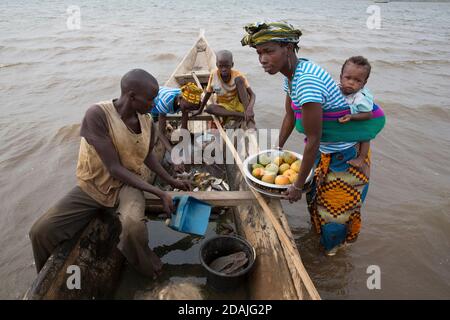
[241,22,302,48]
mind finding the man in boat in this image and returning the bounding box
[241,22,385,256]
[29,69,191,277]
[192,50,256,128]
[150,82,203,171]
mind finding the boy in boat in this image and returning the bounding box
[29,69,191,278]
[150,82,203,171]
[338,56,374,168]
[192,50,256,128]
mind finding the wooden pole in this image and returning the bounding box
[212,115,321,300]
[192,70,320,300]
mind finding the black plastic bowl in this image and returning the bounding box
[199,235,256,291]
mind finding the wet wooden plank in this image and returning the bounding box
[215,116,320,300]
[145,191,255,207]
[25,213,124,300]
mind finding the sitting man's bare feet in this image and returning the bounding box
[153,269,163,280]
[151,260,164,279]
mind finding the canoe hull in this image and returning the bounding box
[25,32,318,300]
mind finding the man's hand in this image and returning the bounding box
[282,185,303,203]
[338,114,352,123]
[161,193,175,217]
[171,179,192,191]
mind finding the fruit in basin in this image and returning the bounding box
[282,151,297,165]
[289,174,298,184]
[252,163,264,170]
[261,173,276,184]
[290,160,301,173]
[258,154,271,166]
[279,163,291,174]
[275,175,291,185]
[283,169,298,183]
[283,169,296,177]
[252,167,265,179]
[273,156,283,166]
[265,163,279,175]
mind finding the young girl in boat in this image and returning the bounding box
[338,56,374,168]
[192,50,256,128]
[150,82,203,170]
[151,82,202,145]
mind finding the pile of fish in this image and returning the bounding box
[209,251,248,275]
[171,170,230,192]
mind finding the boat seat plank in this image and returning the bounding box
[166,114,213,121]
[175,72,210,86]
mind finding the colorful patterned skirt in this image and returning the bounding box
[306,145,370,242]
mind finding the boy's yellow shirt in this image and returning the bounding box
[206,69,250,104]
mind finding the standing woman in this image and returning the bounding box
[241,22,385,255]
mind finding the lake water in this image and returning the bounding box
[1,0,449,299]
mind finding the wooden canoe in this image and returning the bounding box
[24,31,320,300]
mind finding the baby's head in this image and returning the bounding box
[340,56,371,95]
[216,50,234,80]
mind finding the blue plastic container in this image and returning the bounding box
[168,195,212,236]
